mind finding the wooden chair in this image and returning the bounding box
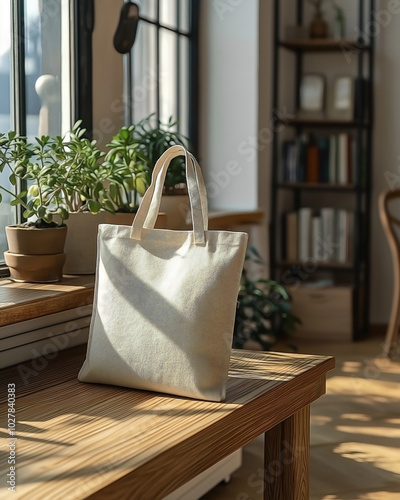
[379,189,400,357]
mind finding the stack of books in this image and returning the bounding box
[282,133,355,184]
[284,208,354,263]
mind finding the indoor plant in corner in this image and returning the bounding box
[233,247,300,351]
[0,131,69,282]
[133,114,189,229]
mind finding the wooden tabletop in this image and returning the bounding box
[0,346,334,499]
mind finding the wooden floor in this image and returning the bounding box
[201,334,400,500]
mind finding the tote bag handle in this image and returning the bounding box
[131,145,208,245]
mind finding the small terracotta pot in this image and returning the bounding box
[4,251,66,283]
[5,225,67,255]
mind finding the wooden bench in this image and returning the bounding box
[0,344,334,499]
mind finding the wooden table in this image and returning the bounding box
[0,345,334,500]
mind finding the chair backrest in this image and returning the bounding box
[379,190,400,269]
[379,189,400,356]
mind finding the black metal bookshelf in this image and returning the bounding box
[270,0,375,340]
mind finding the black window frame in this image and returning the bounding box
[75,0,200,153]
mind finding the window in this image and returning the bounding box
[0,0,72,264]
[0,0,199,268]
[126,0,199,148]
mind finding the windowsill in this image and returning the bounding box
[0,275,95,327]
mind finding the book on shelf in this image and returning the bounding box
[282,132,355,185]
[306,141,319,183]
[298,207,313,261]
[285,211,298,261]
[320,207,335,261]
[312,215,322,260]
[283,208,354,264]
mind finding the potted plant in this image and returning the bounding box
[102,125,170,228]
[133,114,189,229]
[102,125,148,224]
[0,131,68,282]
[233,247,300,351]
[0,122,116,279]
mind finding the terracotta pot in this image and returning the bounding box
[4,225,67,283]
[5,225,67,255]
[4,251,66,283]
[62,212,106,275]
[104,212,167,228]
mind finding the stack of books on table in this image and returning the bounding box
[282,133,355,184]
[284,208,354,263]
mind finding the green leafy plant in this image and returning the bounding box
[0,121,112,228]
[103,125,150,212]
[234,247,300,351]
[133,114,188,191]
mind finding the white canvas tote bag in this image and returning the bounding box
[78,145,248,401]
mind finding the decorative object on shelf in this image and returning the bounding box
[298,74,326,118]
[307,0,329,38]
[327,75,355,121]
[78,145,248,402]
[233,247,300,351]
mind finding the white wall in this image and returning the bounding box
[199,0,259,212]
[370,1,400,323]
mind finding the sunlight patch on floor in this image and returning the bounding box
[336,425,400,438]
[311,415,332,425]
[334,442,400,475]
[341,413,371,421]
[319,493,400,500]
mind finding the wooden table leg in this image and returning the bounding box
[264,405,310,500]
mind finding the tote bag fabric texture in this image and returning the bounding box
[78,145,248,401]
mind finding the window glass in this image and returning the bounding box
[128,0,196,138]
[179,35,189,138]
[132,22,157,124]
[135,0,157,21]
[0,0,69,266]
[180,0,190,33]
[0,0,15,257]
[25,0,62,140]
[160,0,178,29]
[159,28,178,125]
